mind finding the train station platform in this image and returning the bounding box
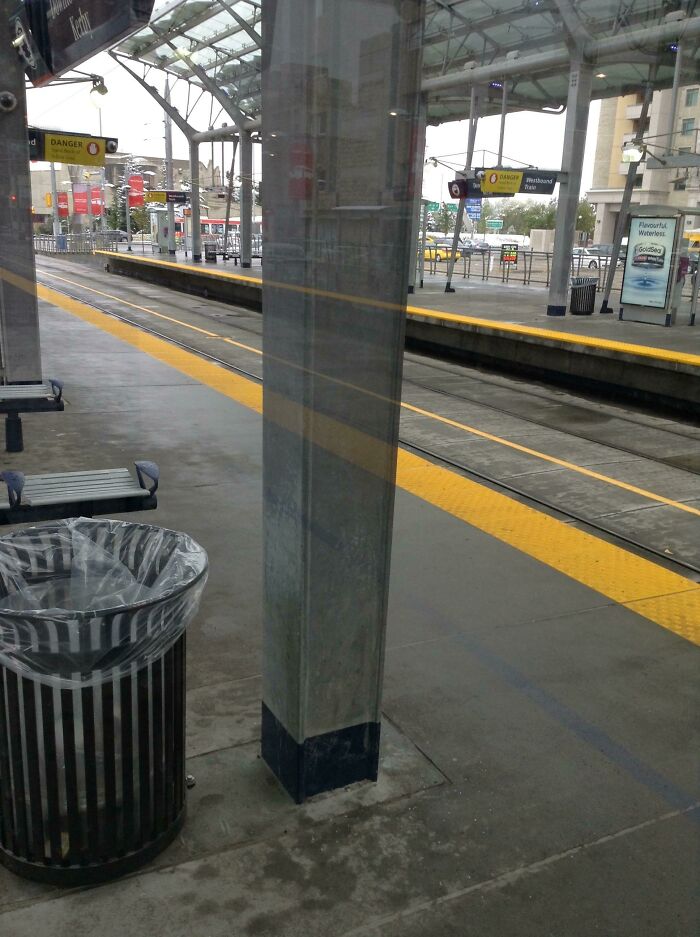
[93,250,700,416]
[0,266,697,936]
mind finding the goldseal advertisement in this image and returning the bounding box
[620,216,677,309]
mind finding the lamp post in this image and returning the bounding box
[89,79,108,232]
[122,184,132,250]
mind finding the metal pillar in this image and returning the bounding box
[497,81,508,165]
[86,176,94,246]
[97,110,106,233]
[222,137,238,259]
[50,163,61,237]
[419,201,428,288]
[0,4,42,383]
[546,60,593,316]
[666,41,683,154]
[125,185,132,251]
[600,75,655,313]
[164,78,176,255]
[408,97,427,293]
[239,131,253,268]
[189,140,202,262]
[261,0,425,803]
[446,86,479,291]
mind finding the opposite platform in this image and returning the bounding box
[94,250,700,415]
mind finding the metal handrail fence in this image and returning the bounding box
[34,233,119,254]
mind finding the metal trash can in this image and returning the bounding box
[0,518,207,885]
[55,235,67,252]
[570,276,597,315]
[204,241,217,263]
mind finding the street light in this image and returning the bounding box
[621,139,668,165]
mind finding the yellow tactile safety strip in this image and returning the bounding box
[42,269,700,520]
[403,305,700,368]
[37,282,700,647]
[94,251,700,369]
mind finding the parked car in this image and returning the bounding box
[103,229,129,242]
[586,243,627,262]
[424,238,470,261]
[572,247,621,269]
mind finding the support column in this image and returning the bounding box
[546,60,593,316]
[600,74,655,314]
[125,184,132,251]
[497,81,508,165]
[222,136,238,259]
[164,78,177,255]
[189,140,202,263]
[239,131,253,268]
[408,97,427,294]
[446,86,479,291]
[50,162,61,237]
[261,0,425,803]
[0,6,42,383]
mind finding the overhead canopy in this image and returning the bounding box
[114,0,700,127]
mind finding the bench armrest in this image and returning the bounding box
[48,378,64,403]
[1,470,25,508]
[135,461,159,496]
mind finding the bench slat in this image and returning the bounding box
[0,383,56,401]
[23,473,134,491]
[28,488,149,507]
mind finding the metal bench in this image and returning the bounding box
[0,379,64,452]
[0,461,159,525]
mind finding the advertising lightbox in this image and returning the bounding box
[620,216,678,309]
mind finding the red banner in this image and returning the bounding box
[72,183,88,214]
[91,186,103,216]
[128,174,144,207]
[288,139,313,200]
[57,191,69,218]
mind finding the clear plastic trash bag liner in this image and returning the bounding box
[0,518,208,689]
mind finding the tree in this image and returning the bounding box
[576,199,596,238]
[130,206,151,233]
[105,155,149,231]
[434,202,456,233]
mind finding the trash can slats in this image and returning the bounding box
[0,519,206,885]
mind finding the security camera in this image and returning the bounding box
[105,138,119,154]
[0,92,18,113]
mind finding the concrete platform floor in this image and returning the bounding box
[0,291,697,936]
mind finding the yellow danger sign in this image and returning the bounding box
[480,169,524,194]
[43,133,106,167]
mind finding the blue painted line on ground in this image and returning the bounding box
[410,596,700,820]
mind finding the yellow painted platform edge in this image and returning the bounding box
[94,251,700,370]
[38,282,700,647]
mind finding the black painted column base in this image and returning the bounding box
[546,304,566,316]
[599,299,613,314]
[261,703,380,804]
[5,414,23,452]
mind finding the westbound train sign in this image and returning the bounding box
[11,0,155,85]
[146,191,189,204]
[449,169,558,200]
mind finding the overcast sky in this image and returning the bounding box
[26,49,602,203]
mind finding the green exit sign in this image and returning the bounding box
[447,204,458,212]
[426,201,440,211]
[486,219,503,229]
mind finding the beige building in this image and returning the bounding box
[587,84,700,243]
